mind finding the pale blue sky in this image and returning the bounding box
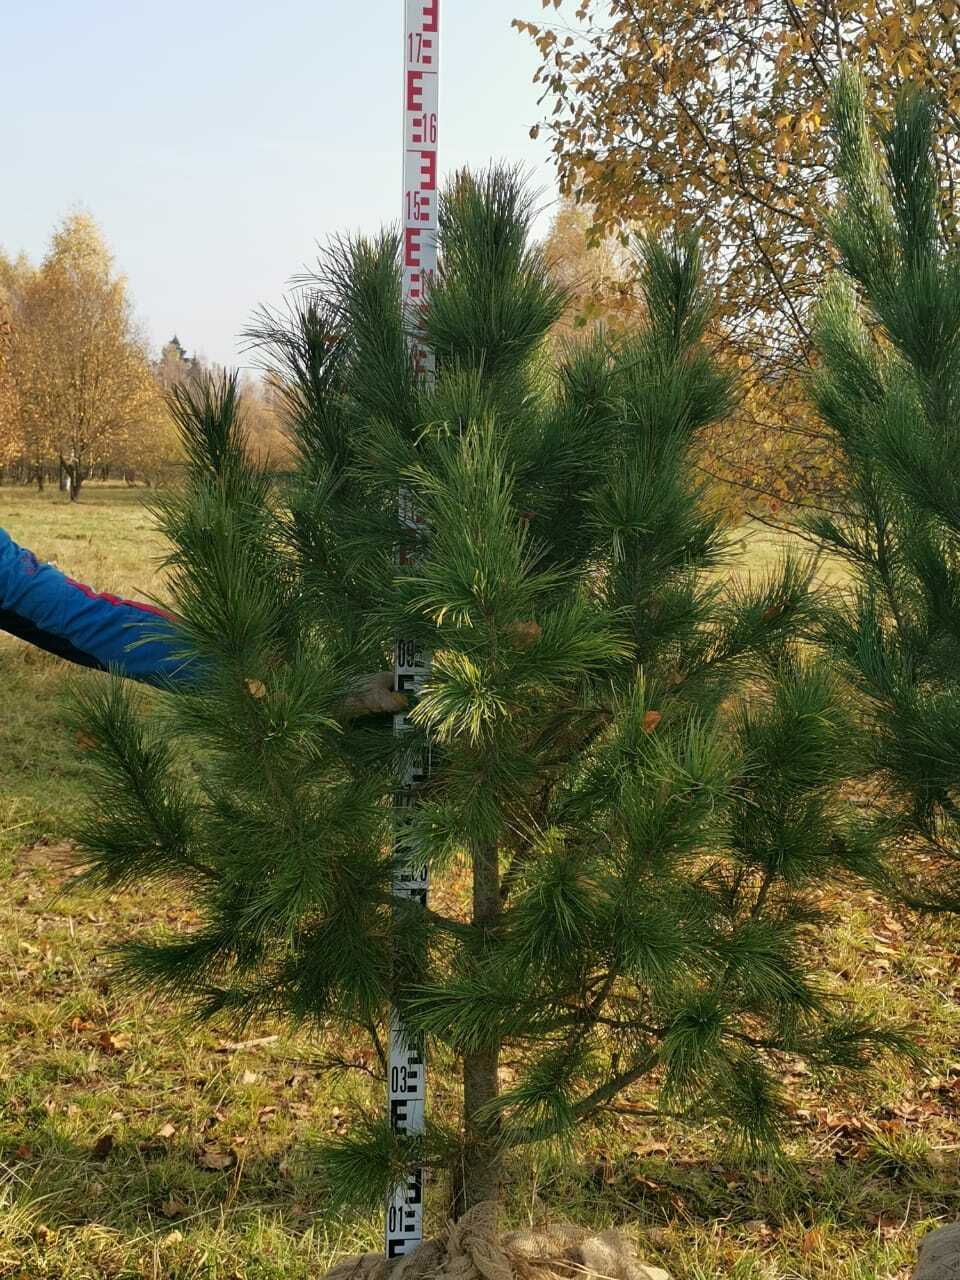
[3,1,561,368]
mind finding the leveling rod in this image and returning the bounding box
[386,0,439,1260]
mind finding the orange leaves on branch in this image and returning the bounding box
[542,198,643,341]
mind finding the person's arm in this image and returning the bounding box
[0,526,407,710]
[0,526,192,687]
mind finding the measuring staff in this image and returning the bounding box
[385,0,440,1260]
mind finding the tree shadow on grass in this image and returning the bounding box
[4,1123,958,1243]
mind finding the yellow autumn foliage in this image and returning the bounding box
[2,213,176,495]
[519,0,960,515]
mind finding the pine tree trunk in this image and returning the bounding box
[462,1043,501,1209]
[459,838,501,1215]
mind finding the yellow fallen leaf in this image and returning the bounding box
[97,1029,131,1055]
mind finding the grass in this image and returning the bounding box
[0,486,169,862]
[1,487,959,1279]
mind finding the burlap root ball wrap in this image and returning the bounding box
[322,1203,671,1280]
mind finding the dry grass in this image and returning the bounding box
[1,487,958,1279]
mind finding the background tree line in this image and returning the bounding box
[0,204,647,503]
[0,213,290,500]
[13,0,958,521]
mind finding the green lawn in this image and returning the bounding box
[0,487,957,1280]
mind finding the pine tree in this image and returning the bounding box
[72,167,899,1220]
[807,70,960,912]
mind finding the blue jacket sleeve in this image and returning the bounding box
[0,526,196,688]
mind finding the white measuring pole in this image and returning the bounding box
[386,0,438,1260]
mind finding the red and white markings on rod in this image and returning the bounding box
[387,0,438,1261]
[401,0,438,378]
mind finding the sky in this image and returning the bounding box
[3,1,562,370]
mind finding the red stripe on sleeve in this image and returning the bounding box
[63,577,176,622]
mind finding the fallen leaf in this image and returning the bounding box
[214,1034,278,1053]
[91,1133,115,1160]
[239,1069,259,1086]
[743,1220,777,1243]
[156,1122,176,1140]
[196,1146,237,1172]
[801,1226,824,1255]
[159,1193,189,1219]
[245,678,267,699]
[97,1029,130,1055]
[631,1141,668,1156]
[161,1229,184,1247]
[869,1214,904,1241]
[642,710,662,733]
[14,1145,32,1160]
